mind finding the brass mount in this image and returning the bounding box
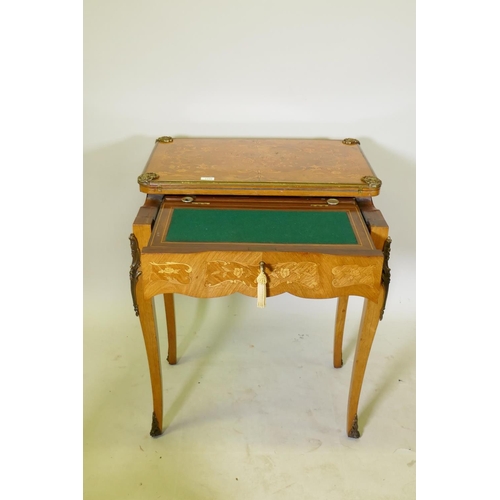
[380,236,392,320]
[361,176,382,189]
[348,414,361,438]
[129,233,142,316]
[156,136,173,143]
[137,173,160,186]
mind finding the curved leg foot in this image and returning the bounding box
[334,296,349,368]
[136,279,163,437]
[348,414,360,439]
[150,412,163,437]
[346,294,383,438]
[163,294,177,365]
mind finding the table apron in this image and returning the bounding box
[140,251,384,302]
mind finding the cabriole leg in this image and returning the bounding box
[163,293,177,365]
[334,296,349,368]
[137,286,163,437]
[346,293,383,438]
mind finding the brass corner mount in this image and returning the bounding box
[361,176,382,189]
[342,138,360,145]
[156,136,173,143]
[137,173,159,186]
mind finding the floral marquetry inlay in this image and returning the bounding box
[268,262,318,289]
[205,261,319,289]
[205,261,258,288]
[151,262,192,285]
[332,265,376,288]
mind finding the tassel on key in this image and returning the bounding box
[257,261,267,308]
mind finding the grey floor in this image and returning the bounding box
[84,292,415,500]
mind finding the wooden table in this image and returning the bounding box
[129,138,391,438]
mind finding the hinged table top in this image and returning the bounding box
[138,138,381,197]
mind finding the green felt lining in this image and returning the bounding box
[165,208,358,245]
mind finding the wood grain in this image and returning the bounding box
[136,277,163,436]
[141,251,384,303]
[139,138,380,197]
[132,195,164,435]
[347,291,385,438]
[356,197,389,250]
[131,159,390,439]
[163,294,177,365]
[334,296,349,368]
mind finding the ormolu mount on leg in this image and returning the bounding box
[348,414,360,439]
[129,233,142,316]
[380,236,392,320]
[150,412,162,437]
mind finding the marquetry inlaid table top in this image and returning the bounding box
[137,137,381,197]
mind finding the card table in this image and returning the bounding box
[129,138,391,438]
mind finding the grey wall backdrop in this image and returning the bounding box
[84,0,415,323]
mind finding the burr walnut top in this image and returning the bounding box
[138,138,381,197]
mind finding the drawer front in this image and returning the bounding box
[141,250,383,302]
